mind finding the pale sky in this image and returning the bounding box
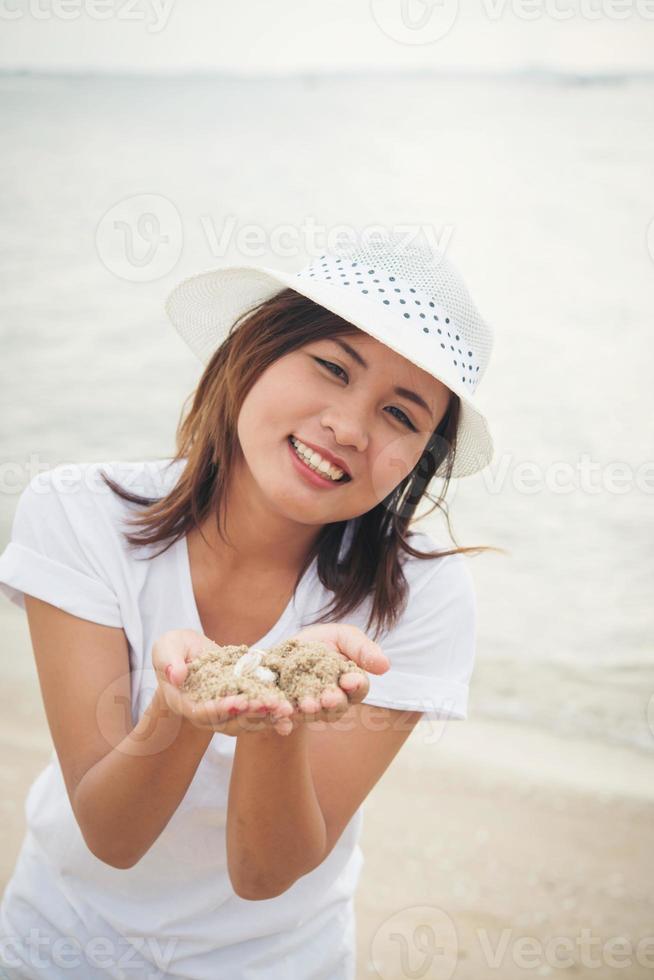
[0,0,653,75]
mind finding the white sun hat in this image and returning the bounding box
[165,233,495,478]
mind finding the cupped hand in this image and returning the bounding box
[275,622,391,733]
[152,624,390,738]
[151,629,294,737]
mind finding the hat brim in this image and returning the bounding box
[165,265,494,478]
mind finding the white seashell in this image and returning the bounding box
[233,650,263,677]
[253,666,278,685]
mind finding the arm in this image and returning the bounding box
[24,595,214,869]
[74,685,214,868]
[226,700,423,900]
[226,723,327,900]
[225,622,415,900]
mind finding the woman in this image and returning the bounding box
[0,234,497,978]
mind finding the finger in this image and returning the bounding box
[194,694,243,727]
[333,626,390,675]
[165,662,189,688]
[298,695,321,715]
[273,716,294,736]
[320,686,347,711]
[339,672,366,693]
[270,699,294,719]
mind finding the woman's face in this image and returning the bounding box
[235,330,452,527]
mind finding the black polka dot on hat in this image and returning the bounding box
[403,313,410,318]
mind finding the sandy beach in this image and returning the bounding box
[2,607,653,980]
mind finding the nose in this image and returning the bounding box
[320,405,369,455]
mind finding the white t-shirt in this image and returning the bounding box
[0,458,476,980]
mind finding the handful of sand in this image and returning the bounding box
[181,637,367,709]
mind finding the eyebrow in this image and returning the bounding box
[331,338,436,423]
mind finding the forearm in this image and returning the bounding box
[226,722,326,900]
[74,686,214,868]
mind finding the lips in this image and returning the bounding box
[287,436,352,484]
[290,435,352,480]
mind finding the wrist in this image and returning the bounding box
[237,714,308,747]
[150,684,214,749]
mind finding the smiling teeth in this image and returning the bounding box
[290,436,346,481]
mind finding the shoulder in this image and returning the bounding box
[360,528,478,721]
[400,527,476,612]
[15,457,184,556]
[22,457,183,513]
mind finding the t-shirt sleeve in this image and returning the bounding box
[0,468,123,627]
[361,552,477,721]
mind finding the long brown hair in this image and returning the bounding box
[100,288,500,641]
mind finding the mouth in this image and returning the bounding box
[287,435,352,485]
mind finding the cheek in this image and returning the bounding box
[236,361,317,456]
[367,436,423,499]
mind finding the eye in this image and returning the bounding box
[313,357,418,432]
[386,406,417,431]
[314,357,348,381]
